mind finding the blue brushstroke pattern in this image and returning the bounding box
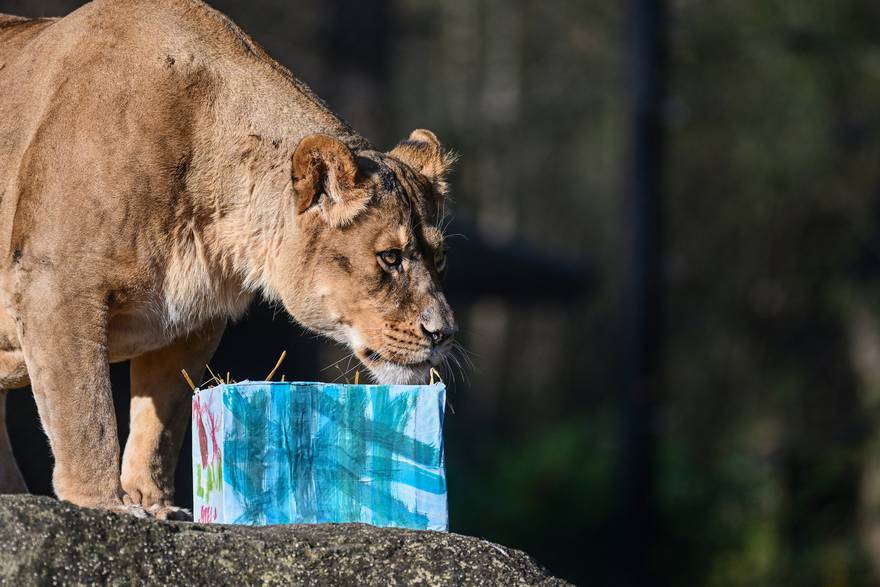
[218,382,447,530]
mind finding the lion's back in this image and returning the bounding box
[0,0,237,268]
[0,0,193,178]
[0,15,58,62]
[0,0,272,138]
[0,0,247,164]
[0,0,236,66]
[0,0,189,63]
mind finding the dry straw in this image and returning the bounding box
[181,350,288,393]
[181,353,447,392]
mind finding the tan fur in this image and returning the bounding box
[0,0,456,516]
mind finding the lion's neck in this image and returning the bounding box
[214,50,371,155]
[186,67,370,310]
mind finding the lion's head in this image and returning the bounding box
[270,129,457,384]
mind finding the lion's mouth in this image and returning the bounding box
[357,347,430,369]
[354,347,435,384]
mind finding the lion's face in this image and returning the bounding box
[276,130,456,384]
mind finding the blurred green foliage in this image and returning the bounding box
[661,1,880,585]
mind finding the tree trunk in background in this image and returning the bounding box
[617,0,666,585]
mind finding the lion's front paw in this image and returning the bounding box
[107,502,190,520]
[121,487,191,520]
[107,503,151,519]
[146,504,192,521]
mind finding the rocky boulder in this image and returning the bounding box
[0,495,568,585]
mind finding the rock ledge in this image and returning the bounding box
[0,495,568,585]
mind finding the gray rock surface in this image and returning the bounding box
[0,495,569,586]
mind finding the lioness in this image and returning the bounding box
[0,0,456,519]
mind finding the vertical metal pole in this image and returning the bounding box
[618,0,667,584]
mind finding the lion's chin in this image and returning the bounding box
[366,361,430,385]
[355,348,431,385]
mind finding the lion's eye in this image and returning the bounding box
[378,249,402,269]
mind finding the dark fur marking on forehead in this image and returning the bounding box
[365,153,448,259]
[367,155,415,210]
[377,164,397,193]
[396,165,445,237]
[356,152,400,196]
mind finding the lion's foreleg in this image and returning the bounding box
[17,288,124,508]
[121,318,225,520]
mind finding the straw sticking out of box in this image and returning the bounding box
[181,369,196,392]
[265,350,286,381]
[182,350,288,392]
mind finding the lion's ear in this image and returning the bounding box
[292,134,370,226]
[389,129,456,197]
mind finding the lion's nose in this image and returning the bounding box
[420,323,456,347]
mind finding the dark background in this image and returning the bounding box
[5,0,880,585]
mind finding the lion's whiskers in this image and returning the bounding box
[451,340,476,372]
[321,350,356,372]
[334,356,362,383]
[437,342,470,389]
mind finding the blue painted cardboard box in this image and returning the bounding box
[192,381,448,530]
